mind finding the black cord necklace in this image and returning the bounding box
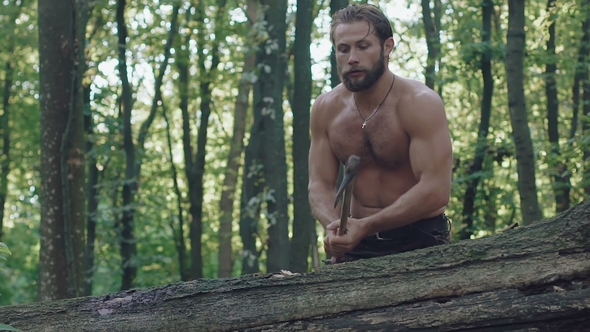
[353,74,395,129]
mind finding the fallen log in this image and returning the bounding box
[1,200,590,331]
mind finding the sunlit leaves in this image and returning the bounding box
[0,242,10,262]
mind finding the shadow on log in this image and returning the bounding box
[1,200,590,331]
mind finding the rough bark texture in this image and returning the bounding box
[329,0,348,88]
[116,0,138,291]
[544,0,571,213]
[505,0,543,224]
[217,0,257,278]
[3,200,590,331]
[186,0,226,280]
[175,8,194,282]
[421,0,441,90]
[583,0,590,196]
[290,0,315,273]
[459,0,493,240]
[38,0,85,301]
[217,53,254,278]
[256,0,290,272]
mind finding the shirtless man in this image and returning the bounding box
[308,4,453,263]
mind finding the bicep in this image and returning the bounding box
[308,101,340,191]
[406,95,453,185]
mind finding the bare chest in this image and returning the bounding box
[327,106,409,169]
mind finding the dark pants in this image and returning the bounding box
[333,214,451,263]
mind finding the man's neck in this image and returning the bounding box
[353,71,394,107]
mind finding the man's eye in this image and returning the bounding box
[359,45,368,50]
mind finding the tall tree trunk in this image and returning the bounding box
[421,0,441,90]
[570,0,590,141]
[459,0,494,240]
[240,115,263,275]
[544,0,571,213]
[116,0,138,291]
[38,0,86,300]
[217,57,254,278]
[582,0,590,196]
[175,7,194,282]
[116,1,179,289]
[505,0,542,224]
[256,0,290,273]
[68,0,90,299]
[0,60,13,244]
[330,0,348,88]
[1,0,27,246]
[217,0,258,278]
[83,5,102,296]
[184,0,227,280]
[289,0,314,273]
[84,84,99,296]
[162,102,189,281]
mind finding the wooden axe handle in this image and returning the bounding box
[338,155,361,236]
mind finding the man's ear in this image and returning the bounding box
[384,37,395,56]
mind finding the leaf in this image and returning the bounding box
[0,242,11,257]
[0,324,19,331]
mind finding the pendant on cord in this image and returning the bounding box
[362,121,367,129]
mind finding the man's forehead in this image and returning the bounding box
[333,21,377,45]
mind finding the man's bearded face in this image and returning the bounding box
[339,52,386,92]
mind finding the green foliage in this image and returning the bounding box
[0,242,10,262]
[0,243,19,331]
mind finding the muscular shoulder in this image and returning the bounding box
[396,78,446,133]
[311,84,349,130]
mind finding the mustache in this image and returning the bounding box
[343,67,368,76]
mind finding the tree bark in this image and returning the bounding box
[421,0,441,90]
[582,0,590,196]
[544,0,571,213]
[162,101,189,281]
[84,84,100,296]
[505,0,543,224]
[217,0,257,277]
[175,7,194,282]
[116,1,179,289]
[0,59,13,244]
[329,0,348,88]
[459,0,494,240]
[37,0,86,300]
[240,113,263,275]
[570,1,590,141]
[256,0,290,273]
[0,0,25,242]
[116,0,138,291]
[2,200,590,331]
[69,0,90,298]
[184,0,227,280]
[289,0,315,273]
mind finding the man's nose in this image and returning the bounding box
[348,49,360,65]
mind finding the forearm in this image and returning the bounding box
[309,185,340,229]
[362,181,449,235]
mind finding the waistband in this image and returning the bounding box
[337,214,451,262]
[368,213,450,243]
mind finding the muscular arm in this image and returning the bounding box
[308,95,341,229]
[361,90,453,235]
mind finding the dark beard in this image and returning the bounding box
[340,55,386,92]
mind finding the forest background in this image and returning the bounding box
[0,0,588,305]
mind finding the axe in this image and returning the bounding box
[334,155,361,236]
